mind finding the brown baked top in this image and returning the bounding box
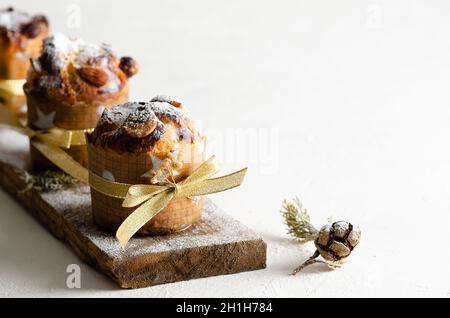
[89,96,203,154]
[23,33,138,106]
[0,7,48,45]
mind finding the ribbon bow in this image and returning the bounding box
[0,106,90,183]
[89,156,247,248]
[0,79,26,103]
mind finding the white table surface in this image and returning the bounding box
[1,0,450,297]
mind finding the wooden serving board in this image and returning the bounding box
[0,128,266,289]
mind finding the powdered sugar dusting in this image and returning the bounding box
[73,43,112,67]
[0,8,29,30]
[73,44,102,66]
[150,102,186,125]
[39,33,117,71]
[99,102,137,127]
[89,199,260,258]
[50,32,84,55]
[40,33,85,69]
[102,101,187,126]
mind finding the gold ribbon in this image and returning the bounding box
[89,156,247,248]
[0,106,90,183]
[29,127,93,149]
[0,79,26,103]
[1,107,248,249]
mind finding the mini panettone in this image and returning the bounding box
[24,33,138,170]
[87,97,206,235]
[0,7,49,114]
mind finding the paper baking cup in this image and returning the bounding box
[26,92,128,170]
[87,140,205,236]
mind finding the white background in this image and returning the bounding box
[1,0,450,297]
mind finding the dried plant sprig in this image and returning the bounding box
[280,197,318,243]
[19,171,79,194]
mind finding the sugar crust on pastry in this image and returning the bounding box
[24,33,138,106]
[89,96,203,156]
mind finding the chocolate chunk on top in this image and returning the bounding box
[119,56,139,78]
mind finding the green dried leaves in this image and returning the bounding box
[281,197,318,243]
[19,171,78,194]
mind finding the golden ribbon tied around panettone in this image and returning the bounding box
[0,79,26,103]
[0,106,90,183]
[89,156,247,248]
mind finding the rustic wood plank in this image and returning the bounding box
[0,128,266,288]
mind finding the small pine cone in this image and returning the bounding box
[314,221,361,263]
